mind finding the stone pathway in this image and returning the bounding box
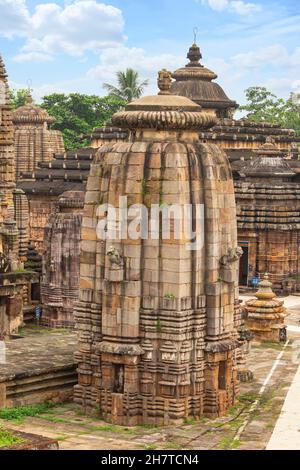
[266,361,300,450]
[0,325,76,380]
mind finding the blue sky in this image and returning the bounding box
[0,0,299,106]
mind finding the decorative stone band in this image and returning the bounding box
[205,339,241,353]
[112,109,216,131]
[96,342,144,356]
[12,109,55,125]
[172,68,217,81]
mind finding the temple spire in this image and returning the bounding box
[0,54,8,79]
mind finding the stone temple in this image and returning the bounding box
[74,71,242,425]
[13,92,64,178]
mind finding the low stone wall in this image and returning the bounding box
[0,364,77,408]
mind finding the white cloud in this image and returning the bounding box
[13,51,53,63]
[88,46,183,94]
[0,0,125,60]
[231,45,300,69]
[0,0,30,37]
[201,0,261,15]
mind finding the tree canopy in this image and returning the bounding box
[40,93,126,149]
[240,86,300,135]
[9,88,31,109]
[103,68,149,102]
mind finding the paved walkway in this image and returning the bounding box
[0,326,76,381]
[266,361,300,449]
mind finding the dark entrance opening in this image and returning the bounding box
[239,242,249,286]
[218,361,227,390]
[113,364,124,393]
[31,282,40,302]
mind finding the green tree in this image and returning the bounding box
[240,86,300,135]
[41,93,126,150]
[8,88,31,109]
[103,68,149,102]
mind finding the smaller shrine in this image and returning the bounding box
[245,274,287,342]
[13,92,65,178]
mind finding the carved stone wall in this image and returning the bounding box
[41,191,84,327]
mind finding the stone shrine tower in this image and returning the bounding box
[245,274,287,342]
[170,43,238,118]
[0,55,16,219]
[74,71,241,425]
[41,191,84,328]
[13,92,65,178]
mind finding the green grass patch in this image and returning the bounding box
[184,417,197,425]
[0,402,58,423]
[144,444,157,450]
[137,423,157,430]
[218,437,241,450]
[88,424,124,433]
[54,435,68,442]
[164,442,183,450]
[0,426,24,448]
[39,415,70,424]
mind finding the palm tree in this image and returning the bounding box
[103,68,149,102]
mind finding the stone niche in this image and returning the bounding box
[74,70,242,425]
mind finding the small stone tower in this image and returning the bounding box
[74,71,241,425]
[245,274,287,342]
[13,92,65,177]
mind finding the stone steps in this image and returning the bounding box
[0,364,77,408]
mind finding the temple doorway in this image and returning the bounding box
[239,242,249,286]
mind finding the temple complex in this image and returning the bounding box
[172,43,300,288]
[74,70,242,425]
[13,93,65,178]
[245,274,287,342]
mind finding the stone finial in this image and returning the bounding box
[186,43,202,67]
[254,273,276,300]
[157,69,172,95]
[25,90,33,105]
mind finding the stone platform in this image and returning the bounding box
[0,326,77,408]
